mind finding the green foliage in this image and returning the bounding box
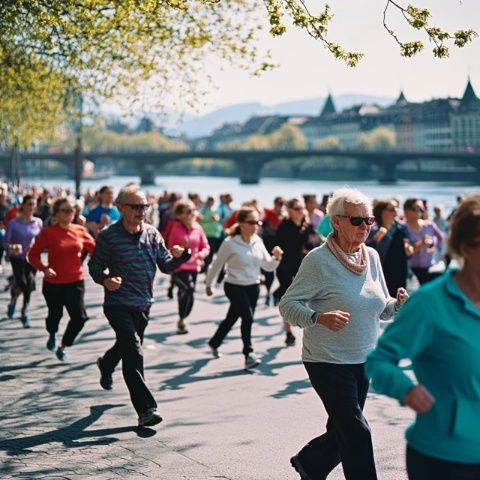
[357,127,396,151]
[383,1,477,59]
[217,122,306,150]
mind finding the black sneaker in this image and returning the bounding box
[290,455,314,480]
[46,333,56,351]
[55,347,68,362]
[138,408,163,427]
[285,332,296,347]
[96,357,113,390]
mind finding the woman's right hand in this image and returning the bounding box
[44,267,57,279]
[315,310,350,331]
[206,286,213,297]
[104,276,122,291]
[404,385,435,413]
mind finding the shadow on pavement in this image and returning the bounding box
[0,404,153,457]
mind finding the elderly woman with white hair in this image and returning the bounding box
[279,187,408,480]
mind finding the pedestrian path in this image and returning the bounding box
[0,268,413,479]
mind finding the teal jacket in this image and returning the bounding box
[366,269,480,464]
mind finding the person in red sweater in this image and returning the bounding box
[167,199,209,334]
[28,197,96,361]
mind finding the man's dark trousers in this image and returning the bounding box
[101,305,157,415]
[300,362,377,480]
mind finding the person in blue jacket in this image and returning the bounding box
[366,194,480,480]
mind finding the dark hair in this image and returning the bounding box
[51,197,71,217]
[228,207,257,236]
[448,195,480,257]
[18,194,36,212]
[403,197,421,212]
[99,185,113,194]
[373,199,396,226]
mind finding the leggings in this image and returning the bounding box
[209,282,259,356]
[171,271,197,319]
[10,257,36,312]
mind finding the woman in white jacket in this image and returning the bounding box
[206,206,283,369]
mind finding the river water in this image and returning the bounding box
[27,175,479,214]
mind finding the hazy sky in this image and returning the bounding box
[195,0,480,113]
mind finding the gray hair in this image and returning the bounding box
[326,187,372,217]
[116,184,142,205]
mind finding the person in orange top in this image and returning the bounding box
[28,197,96,361]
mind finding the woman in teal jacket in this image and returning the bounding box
[366,195,480,480]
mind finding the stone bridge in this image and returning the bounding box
[2,148,480,186]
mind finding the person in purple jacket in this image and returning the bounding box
[403,198,444,285]
[3,195,43,327]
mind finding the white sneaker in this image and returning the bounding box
[244,354,260,369]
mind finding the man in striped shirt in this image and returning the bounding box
[89,184,191,427]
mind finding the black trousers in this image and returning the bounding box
[101,305,156,415]
[261,269,275,293]
[299,362,377,480]
[273,268,296,302]
[204,237,222,272]
[407,446,480,480]
[411,266,433,286]
[172,270,197,319]
[209,282,259,356]
[42,280,88,346]
[10,257,36,309]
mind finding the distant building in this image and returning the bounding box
[201,79,480,152]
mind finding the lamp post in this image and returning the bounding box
[73,94,83,199]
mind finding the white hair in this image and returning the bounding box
[326,187,372,217]
[116,184,142,205]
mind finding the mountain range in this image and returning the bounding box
[167,93,396,138]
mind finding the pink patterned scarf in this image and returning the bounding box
[325,232,368,275]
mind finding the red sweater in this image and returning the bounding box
[28,224,96,284]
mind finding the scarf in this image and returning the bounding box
[326,232,368,275]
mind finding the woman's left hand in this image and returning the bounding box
[271,246,283,259]
[396,287,409,307]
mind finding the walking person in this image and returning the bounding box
[88,184,190,427]
[205,207,283,369]
[404,197,444,285]
[167,199,210,334]
[28,198,96,360]
[273,197,316,346]
[367,199,413,296]
[279,187,408,480]
[366,194,480,480]
[4,195,43,327]
[198,196,222,273]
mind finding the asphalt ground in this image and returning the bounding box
[0,264,413,479]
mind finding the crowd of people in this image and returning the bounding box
[1,179,478,478]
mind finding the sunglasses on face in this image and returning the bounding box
[337,215,375,226]
[413,207,425,213]
[242,220,263,226]
[124,203,150,211]
[290,206,304,212]
[59,208,74,214]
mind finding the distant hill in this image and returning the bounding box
[170,94,395,138]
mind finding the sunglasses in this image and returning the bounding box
[242,220,263,226]
[290,206,304,212]
[413,207,425,213]
[59,208,74,214]
[124,203,150,211]
[337,215,375,226]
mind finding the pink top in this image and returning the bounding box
[167,220,210,272]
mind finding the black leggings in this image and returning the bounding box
[209,282,259,356]
[172,271,197,319]
[407,446,480,480]
[10,257,36,312]
[42,280,88,346]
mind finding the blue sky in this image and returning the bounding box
[196,0,480,113]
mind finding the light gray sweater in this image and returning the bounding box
[279,243,396,364]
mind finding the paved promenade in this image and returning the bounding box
[0,266,413,479]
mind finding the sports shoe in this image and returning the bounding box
[7,303,15,319]
[177,320,188,335]
[290,455,314,480]
[138,408,163,427]
[46,334,56,351]
[55,347,67,362]
[244,353,260,369]
[209,345,221,358]
[285,332,296,347]
[96,357,113,390]
[20,314,30,328]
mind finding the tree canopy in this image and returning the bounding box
[0,1,477,148]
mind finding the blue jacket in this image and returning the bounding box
[366,269,480,464]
